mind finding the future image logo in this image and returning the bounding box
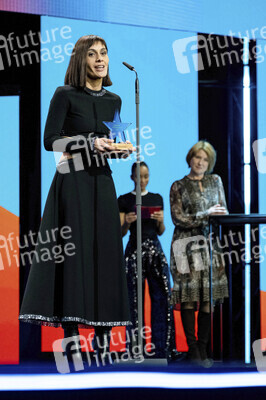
[173,28,266,75]
[53,327,155,374]
[253,338,266,372]
[0,26,74,71]
[172,35,211,74]
[172,235,209,274]
[252,139,266,174]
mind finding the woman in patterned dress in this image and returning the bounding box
[170,141,229,365]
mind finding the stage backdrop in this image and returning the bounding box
[0,96,19,364]
[256,39,266,340]
[1,0,266,361]
[2,0,266,41]
[40,15,198,352]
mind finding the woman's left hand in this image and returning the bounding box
[119,141,136,158]
[150,210,164,223]
[124,140,136,150]
[107,141,136,159]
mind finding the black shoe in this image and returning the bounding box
[187,343,202,364]
[94,327,112,366]
[197,311,213,368]
[168,349,186,362]
[200,358,214,368]
[181,309,202,364]
[62,323,83,364]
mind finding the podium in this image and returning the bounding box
[209,214,266,363]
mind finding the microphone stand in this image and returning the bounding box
[122,62,143,353]
[122,62,167,366]
[134,70,142,354]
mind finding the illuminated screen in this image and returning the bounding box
[0,96,19,364]
[256,38,266,339]
[0,0,200,32]
[40,15,198,352]
[3,0,266,41]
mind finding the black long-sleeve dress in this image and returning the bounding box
[19,85,131,328]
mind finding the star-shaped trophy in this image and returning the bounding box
[103,109,133,150]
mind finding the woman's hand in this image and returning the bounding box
[151,210,165,235]
[125,212,137,224]
[62,152,72,158]
[120,212,137,237]
[150,210,164,223]
[95,139,136,158]
[125,141,136,151]
[120,141,136,158]
[207,204,228,215]
[94,137,114,152]
[120,212,136,237]
[109,141,136,158]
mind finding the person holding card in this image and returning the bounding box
[170,141,229,366]
[19,35,134,362]
[118,162,180,360]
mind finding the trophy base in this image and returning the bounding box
[110,143,133,151]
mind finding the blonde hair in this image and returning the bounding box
[186,141,216,173]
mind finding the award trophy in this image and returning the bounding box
[103,109,133,150]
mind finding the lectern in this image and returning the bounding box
[209,214,266,363]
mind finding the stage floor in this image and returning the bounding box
[0,358,266,400]
[0,357,260,374]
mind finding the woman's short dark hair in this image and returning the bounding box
[131,161,149,176]
[64,35,112,88]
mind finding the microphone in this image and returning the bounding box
[122,61,135,71]
[123,61,139,104]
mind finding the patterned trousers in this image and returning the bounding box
[125,238,174,358]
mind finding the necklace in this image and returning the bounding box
[84,87,107,97]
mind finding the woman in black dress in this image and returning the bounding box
[170,141,228,365]
[118,162,178,359]
[19,35,134,358]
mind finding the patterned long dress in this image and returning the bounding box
[118,192,173,358]
[170,174,229,307]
